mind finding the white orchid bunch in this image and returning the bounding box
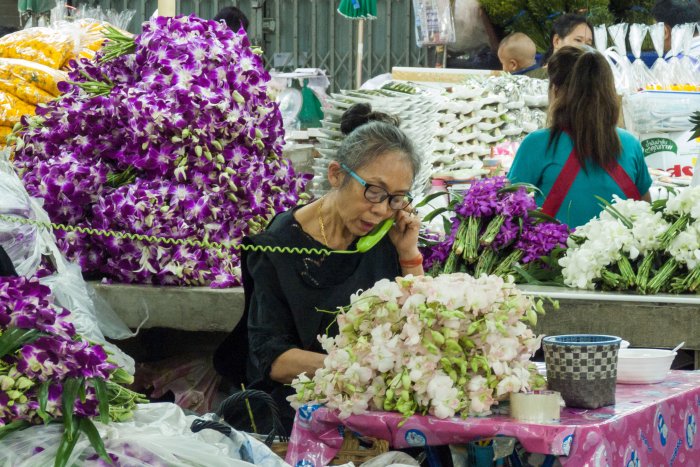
[290,273,545,420]
[561,187,700,294]
[561,196,670,290]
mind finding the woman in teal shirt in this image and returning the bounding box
[508,46,652,228]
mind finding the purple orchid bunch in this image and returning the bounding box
[13,15,311,287]
[0,275,146,467]
[421,177,569,281]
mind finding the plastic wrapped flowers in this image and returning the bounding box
[290,273,546,420]
[12,15,310,287]
[561,187,700,294]
[421,177,569,281]
[0,275,146,467]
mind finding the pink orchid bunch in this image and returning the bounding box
[290,273,546,420]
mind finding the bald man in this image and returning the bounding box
[498,33,540,75]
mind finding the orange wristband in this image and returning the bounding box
[399,253,423,268]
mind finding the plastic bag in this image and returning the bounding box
[0,403,285,467]
[667,24,697,88]
[594,25,607,53]
[606,23,631,92]
[0,27,77,69]
[649,22,670,88]
[140,354,222,413]
[412,0,456,47]
[0,91,35,126]
[629,24,657,92]
[0,159,135,372]
[0,57,66,96]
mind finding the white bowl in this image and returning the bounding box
[617,348,675,384]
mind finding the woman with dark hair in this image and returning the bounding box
[528,13,594,78]
[508,46,652,228]
[215,103,423,430]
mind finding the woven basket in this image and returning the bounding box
[543,334,621,409]
[271,431,389,465]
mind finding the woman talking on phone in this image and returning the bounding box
[508,46,652,228]
[215,103,423,429]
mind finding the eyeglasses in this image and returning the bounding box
[341,163,412,210]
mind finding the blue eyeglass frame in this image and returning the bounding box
[340,163,412,210]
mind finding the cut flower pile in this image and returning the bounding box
[422,177,569,281]
[290,273,545,420]
[12,15,310,287]
[561,187,700,294]
[0,275,146,467]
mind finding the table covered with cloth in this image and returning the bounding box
[286,371,700,466]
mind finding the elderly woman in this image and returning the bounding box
[215,103,423,429]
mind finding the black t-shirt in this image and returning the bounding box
[214,206,401,426]
[0,246,17,277]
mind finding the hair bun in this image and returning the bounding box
[340,103,401,135]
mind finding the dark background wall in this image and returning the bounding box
[0,0,20,28]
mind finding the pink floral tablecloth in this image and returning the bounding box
[286,371,700,467]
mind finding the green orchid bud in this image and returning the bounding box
[383,398,395,411]
[527,308,538,326]
[458,377,467,386]
[467,321,480,335]
[6,390,22,400]
[385,388,394,401]
[205,151,213,161]
[345,383,356,393]
[255,139,265,150]
[216,154,226,164]
[212,140,223,151]
[225,167,235,175]
[425,343,439,355]
[227,193,239,203]
[448,369,458,381]
[144,214,154,228]
[178,156,188,167]
[141,142,148,150]
[402,373,411,390]
[430,330,445,346]
[0,375,14,391]
[471,359,479,373]
[15,377,33,390]
[195,145,203,157]
[400,389,410,402]
[445,339,462,355]
[233,91,245,104]
[171,136,182,143]
[12,122,22,133]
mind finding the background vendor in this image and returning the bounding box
[528,13,594,79]
[215,103,423,430]
[508,46,652,228]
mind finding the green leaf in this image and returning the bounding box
[37,380,51,424]
[0,420,30,441]
[413,191,449,209]
[595,195,633,229]
[0,328,40,359]
[527,209,560,224]
[54,417,82,467]
[92,378,111,425]
[61,377,83,441]
[689,111,700,141]
[422,207,450,223]
[80,417,113,464]
[442,216,453,239]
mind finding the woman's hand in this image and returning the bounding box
[388,207,421,261]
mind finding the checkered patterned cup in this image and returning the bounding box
[543,334,622,409]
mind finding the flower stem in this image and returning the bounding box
[616,255,636,288]
[492,250,524,277]
[636,252,655,293]
[660,215,690,249]
[474,248,496,277]
[463,217,481,263]
[479,215,505,247]
[647,259,679,294]
[601,269,624,289]
[682,265,700,292]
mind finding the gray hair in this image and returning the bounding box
[334,121,420,184]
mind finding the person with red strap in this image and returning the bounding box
[508,45,652,228]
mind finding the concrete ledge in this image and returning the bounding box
[91,283,245,333]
